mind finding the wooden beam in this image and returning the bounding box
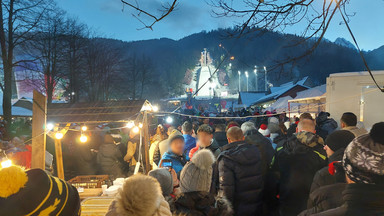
[31,90,47,169]
[55,139,65,179]
[143,111,151,173]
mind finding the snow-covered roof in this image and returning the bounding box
[294,84,326,100]
[268,96,293,111]
[330,71,384,77]
[254,83,308,104]
[0,106,33,117]
[239,92,266,107]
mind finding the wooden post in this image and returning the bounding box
[143,111,151,173]
[55,139,65,179]
[31,90,47,169]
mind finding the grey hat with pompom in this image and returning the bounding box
[179,149,216,193]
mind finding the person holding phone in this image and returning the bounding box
[159,132,187,178]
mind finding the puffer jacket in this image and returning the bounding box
[173,191,233,216]
[316,117,338,140]
[310,148,345,193]
[313,184,384,216]
[299,183,346,216]
[97,142,124,178]
[271,131,327,216]
[218,141,263,216]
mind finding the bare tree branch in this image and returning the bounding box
[120,0,178,30]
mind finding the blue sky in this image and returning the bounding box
[57,0,384,51]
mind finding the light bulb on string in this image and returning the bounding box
[81,126,87,131]
[132,126,140,134]
[1,159,12,168]
[80,135,88,143]
[126,121,135,129]
[138,123,143,128]
[46,123,54,131]
[55,132,64,140]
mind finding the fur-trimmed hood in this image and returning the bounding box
[114,174,172,216]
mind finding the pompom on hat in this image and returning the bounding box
[258,124,271,137]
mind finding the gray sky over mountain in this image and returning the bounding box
[57,0,384,50]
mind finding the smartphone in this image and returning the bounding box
[160,159,173,169]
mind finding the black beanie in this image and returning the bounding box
[325,130,355,152]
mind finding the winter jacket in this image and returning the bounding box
[271,131,327,216]
[213,131,228,147]
[342,126,367,138]
[97,142,124,178]
[199,139,221,158]
[183,134,196,157]
[310,148,345,193]
[313,184,384,216]
[173,191,233,216]
[218,141,264,216]
[299,183,346,216]
[159,151,187,177]
[244,129,274,176]
[316,118,338,140]
[153,139,168,166]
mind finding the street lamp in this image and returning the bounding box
[254,67,258,91]
[238,71,241,92]
[245,71,249,92]
[264,66,268,91]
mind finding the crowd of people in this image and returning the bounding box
[1,111,384,216]
[107,111,384,216]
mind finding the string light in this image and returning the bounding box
[132,126,140,134]
[46,123,54,131]
[126,121,135,128]
[81,126,87,131]
[138,123,143,128]
[80,135,88,143]
[1,159,12,168]
[166,116,173,124]
[152,105,159,112]
[55,132,64,140]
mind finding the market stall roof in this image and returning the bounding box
[0,92,33,117]
[47,100,149,124]
[288,95,326,104]
[238,92,266,107]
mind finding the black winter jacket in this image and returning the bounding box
[244,129,274,176]
[310,148,345,193]
[173,191,233,216]
[313,184,384,216]
[213,131,228,147]
[299,183,346,216]
[199,139,221,158]
[271,131,327,216]
[96,142,124,178]
[218,141,264,216]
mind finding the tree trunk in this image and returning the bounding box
[3,64,13,126]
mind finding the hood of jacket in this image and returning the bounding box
[296,131,324,148]
[221,141,260,165]
[284,132,326,158]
